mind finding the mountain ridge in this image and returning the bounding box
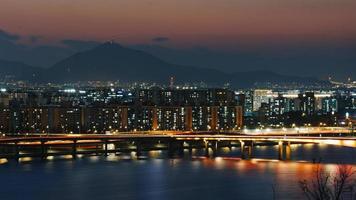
[0,42,328,88]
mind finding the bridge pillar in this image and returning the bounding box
[204,141,209,157]
[72,140,77,159]
[278,141,283,160]
[285,142,291,160]
[240,141,245,159]
[212,141,218,157]
[136,141,142,158]
[95,144,99,156]
[177,141,184,157]
[247,141,253,159]
[188,142,193,156]
[166,140,177,158]
[14,141,19,161]
[113,143,118,155]
[104,140,109,156]
[228,141,232,150]
[40,140,47,160]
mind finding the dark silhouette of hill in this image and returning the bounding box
[0,59,44,82]
[48,42,325,87]
[0,42,327,88]
[48,42,229,85]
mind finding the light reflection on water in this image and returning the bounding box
[0,158,7,164]
[0,144,356,200]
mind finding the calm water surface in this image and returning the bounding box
[1,144,356,200]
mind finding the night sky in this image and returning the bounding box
[0,0,356,79]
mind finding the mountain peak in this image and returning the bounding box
[39,43,324,87]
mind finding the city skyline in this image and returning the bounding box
[1,1,356,200]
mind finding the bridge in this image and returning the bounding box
[0,127,355,162]
[106,126,353,136]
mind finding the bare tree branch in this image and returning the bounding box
[299,164,356,200]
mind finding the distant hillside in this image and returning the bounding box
[0,42,328,88]
[48,42,229,85]
[48,42,326,87]
[232,70,326,87]
[0,59,44,81]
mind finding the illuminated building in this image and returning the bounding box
[253,89,273,111]
[322,97,338,114]
[298,92,316,116]
[242,90,253,116]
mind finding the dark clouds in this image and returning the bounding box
[152,37,170,43]
[0,29,100,67]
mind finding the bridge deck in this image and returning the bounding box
[0,129,355,161]
[1,134,356,146]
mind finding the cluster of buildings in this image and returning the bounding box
[239,89,356,127]
[0,84,355,134]
[0,87,242,134]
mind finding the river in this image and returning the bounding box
[1,143,356,200]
